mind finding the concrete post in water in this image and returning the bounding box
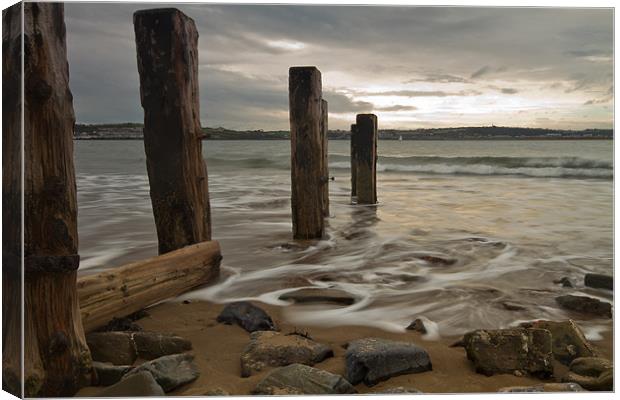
[134,8,212,254]
[289,66,324,239]
[2,3,93,396]
[320,99,329,217]
[354,114,378,205]
[350,124,358,200]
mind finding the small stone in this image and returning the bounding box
[501,302,527,311]
[499,383,585,392]
[252,364,356,395]
[345,338,432,386]
[406,318,427,334]
[99,371,165,396]
[279,288,356,306]
[553,277,574,288]
[183,299,192,304]
[133,331,192,360]
[216,302,276,333]
[92,361,132,386]
[584,273,613,291]
[124,353,200,392]
[569,356,612,377]
[370,387,423,394]
[97,317,143,332]
[416,255,456,266]
[240,331,333,377]
[205,388,230,396]
[513,370,524,377]
[563,370,613,391]
[520,320,597,365]
[86,332,137,365]
[463,328,553,378]
[555,295,612,318]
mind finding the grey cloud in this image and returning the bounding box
[323,92,374,113]
[406,73,470,84]
[470,66,492,79]
[500,88,518,94]
[376,105,418,111]
[360,90,481,97]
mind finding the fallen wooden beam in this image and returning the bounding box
[77,240,222,332]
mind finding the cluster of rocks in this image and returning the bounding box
[459,319,613,391]
[553,273,612,318]
[86,317,199,396]
[217,302,432,394]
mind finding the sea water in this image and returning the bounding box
[74,139,613,338]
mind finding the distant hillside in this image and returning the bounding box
[74,124,613,140]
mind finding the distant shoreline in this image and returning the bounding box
[73,137,613,141]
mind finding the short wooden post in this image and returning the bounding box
[320,99,329,217]
[350,124,358,200]
[354,114,378,205]
[289,66,324,239]
[134,8,212,254]
[2,3,93,396]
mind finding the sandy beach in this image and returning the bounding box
[76,300,613,396]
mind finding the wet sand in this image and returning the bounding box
[77,300,613,396]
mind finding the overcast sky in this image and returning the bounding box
[65,3,613,130]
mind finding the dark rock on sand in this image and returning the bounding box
[345,338,432,386]
[86,332,137,365]
[562,357,613,391]
[99,371,165,396]
[240,331,333,377]
[416,255,456,266]
[501,301,526,311]
[133,331,192,360]
[217,301,276,333]
[520,320,597,365]
[92,361,133,386]
[463,328,553,378]
[555,295,612,318]
[125,353,199,392]
[370,387,423,394]
[406,318,427,334]
[279,288,356,306]
[252,363,357,395]
[584,273,613,291]
[553,277,574,288]
[499,383,585,392]
[97,317,143,332]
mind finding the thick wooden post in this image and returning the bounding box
[320,99,329,217]
[2,3,93,396]
[134,8,212,254]
[289,66,324,239]
[354,114,378,205]
[2,3,24,396]
[350,124,358,200]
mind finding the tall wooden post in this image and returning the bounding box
[2,3,93,396]
[350,124,358,200]
[320,99,329,217]
[134,8,212,254]
[354,114,378,205]
[289,66,324,239]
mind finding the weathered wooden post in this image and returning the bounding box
[134,8,212,254]
[320,99,329,217]
[354,114,378,204]
[2,3,93,396]
[350,123,358,200]
[289,66,324,239]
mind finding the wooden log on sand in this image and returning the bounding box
[2,3,93,396]
[354,114,378,205]
[289,66,325,239]
[78,241,222,332]
[320,99,330,217]
[134,8,212,254]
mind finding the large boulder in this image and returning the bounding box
[584,274,613,291]
[279,288,356,306]
[345,338,432,386]
[499,383,585,392]
[520,320,597,365]
[86,332,137,365]
[133,331,192,360]
[216,302,276,333]
[463,328,553,378]
[252,364,357,395]
[124,353,200,392]
[555,295,612,318]
[98,371,165,396]
[92,361,133,386]
[240,331,333,377]
[562,357,613,391]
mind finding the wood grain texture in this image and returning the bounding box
[134,8,211,254]
[354,114,378,205]
[289,66,324,239]
[350,124,358,199]
[13,3,93,396]
[320,99,329,217]
[77,240,222,332]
